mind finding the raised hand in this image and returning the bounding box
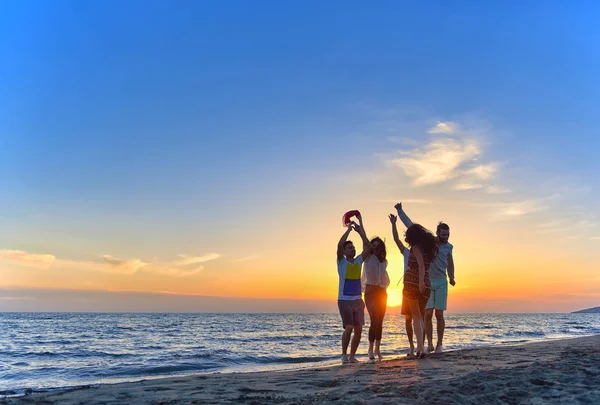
[347,221,354,231]
[389,214,397,224]
[394,202,402,211]
[352,222,365,235]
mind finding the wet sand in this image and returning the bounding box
[3,335,600,404]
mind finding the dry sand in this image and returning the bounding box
[3,335,600,404]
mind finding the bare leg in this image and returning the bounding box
[349,326,362,362]
[425,308,434,353]
[374,340,382,361]
[365,290,375,360]
[405,315,414,357]
[342,326,353,362]
[435,309,445,353]
[408,300,424,356]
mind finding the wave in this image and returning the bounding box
[2,312,600,395]
[227,354,339,365]
[491,330,546,339]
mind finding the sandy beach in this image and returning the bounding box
[2,335,599,404]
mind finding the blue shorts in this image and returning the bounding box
[426,277,448,310]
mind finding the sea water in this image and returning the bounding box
[1,312,599,395]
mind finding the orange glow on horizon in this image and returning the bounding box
[386,288,403,307]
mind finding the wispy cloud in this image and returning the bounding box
[101,255,148,275]
[428,121,459,134]
[492,200,548,220]
[485,185,511,194]
[388,137,482,186]
[387,119,501,190]
[174,253,220,266]
[0,250,56,269]
[466,163,498,180]
[378,199,433,205]
[1,249,220,277]
[231,254,261,263]
[149,266,205,277]
[536,220,568,229]
[535,218,596,235]
[454,183,484,191]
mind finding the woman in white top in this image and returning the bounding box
[361,236,390,361]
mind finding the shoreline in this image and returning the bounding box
[2,332,596,398]
[3,334,600,404]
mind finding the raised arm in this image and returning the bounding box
[337,223,353,261]
[447,252,456,286]
[355,216,373,261]
[394,202,413,228]
[412,245,426,293]
[388,214,406,254]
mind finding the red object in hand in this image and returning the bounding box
[342,210,361,227]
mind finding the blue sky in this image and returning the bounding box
[1,1,600,311]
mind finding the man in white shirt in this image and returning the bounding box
[396,202,455,354]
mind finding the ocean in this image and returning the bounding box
[1,312,599,396]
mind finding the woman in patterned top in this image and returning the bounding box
[402,223,438,359]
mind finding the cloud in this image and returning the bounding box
[1,248,219,278]
[454,183,484,191]
[535,218,596,235]
[100,255,148,275]
[378,199,433,205]
[536,220,568,229]
[174,253,220,266]
[428,121,459,134]
[0,249,56,269]
[466,163,498,180]
[485,185,511,194]
[388,137,482,186]
[492,200,547,220]
[148,266,204,277]
[231,254,261,263]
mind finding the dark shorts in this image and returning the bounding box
[338,299,365,328]
[401,293,428,318]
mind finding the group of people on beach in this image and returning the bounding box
[336,202,455,363]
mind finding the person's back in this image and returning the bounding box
[404,246,433,307]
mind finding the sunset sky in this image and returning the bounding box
[2,1,600,312]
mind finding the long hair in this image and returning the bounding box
[405,224,438,259]
[370,236,387,263]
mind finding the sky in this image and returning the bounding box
[1,0,600,312]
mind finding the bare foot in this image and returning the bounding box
[368,349,374,361]
[342,354,349,364]
[375,351,382,362]
[427,345,435,354]
[349,357,360,364]
[435,344,443,354]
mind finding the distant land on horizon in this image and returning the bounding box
[572,306,600,314]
